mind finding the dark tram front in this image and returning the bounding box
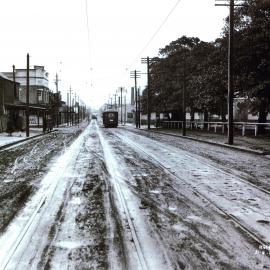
[102,111,118,128]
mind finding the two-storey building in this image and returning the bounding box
[3,65,51,106]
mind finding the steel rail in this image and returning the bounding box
[114,131,270,250]
[0,127,90,270]
[96,126,149,270]
[124,127,270,195]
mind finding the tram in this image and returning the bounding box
[102,110,118,128]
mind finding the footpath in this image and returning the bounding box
[124,124,270,155]
[0,123,88,151]
[0,129,44,150]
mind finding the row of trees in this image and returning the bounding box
[141,0,270,125]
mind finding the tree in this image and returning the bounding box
[233,0,270,131]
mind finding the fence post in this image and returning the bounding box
[242,124,245,136]
[255,124,258,136]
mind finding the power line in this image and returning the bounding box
[84,0,95,92]
[130,0,182,67]
[85,0,91,61]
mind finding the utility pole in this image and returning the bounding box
[142,57,154,130]
[67,92,69,125]
[182,56,187,136]
[72,97,74,125]
[26,54,30,137]
[138,87,141,128]
[69,86,73,126]
[113,93,117,109]
[124,95,126,125]
[130,70,141,128]
[215,0,243,145]
[77,96,80,124]
[74,92,77,124]
[120,88,123,124]
[12,65,17,99]
[117,87,124,124]
[55,73,59,93]
[55,73,60,127]
[182,74,186,136]
[228,0,234,145]
[118,96,120,116]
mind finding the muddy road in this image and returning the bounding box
[0,124,86,233]
[0,121,269,269]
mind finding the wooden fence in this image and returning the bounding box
[161,121,270,136]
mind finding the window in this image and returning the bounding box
[37,89,43,102]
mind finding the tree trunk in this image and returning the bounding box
[190,107,195,129]
[221,104,227,122]
[203,110,208,129]
[258,100,267,134]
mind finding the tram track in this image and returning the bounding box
[113,131,270,250]
[97,126,149,270]
[123,127,270,195]
[0,194,47,270]
[0,126,89,270]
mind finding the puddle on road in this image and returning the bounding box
[70,197,82,205]
[150,190,161,194]
[55,240,82,250]
[172,223,187,232]
[3,178,13,183]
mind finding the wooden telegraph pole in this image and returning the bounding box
[228,0,235,145]
[12,65,17,98]
[69,86,73,126]
[138,87,141,128]
[130,70,141,128]
[215,0,243,144]
[26,54,30,137]
[142,57,155,130]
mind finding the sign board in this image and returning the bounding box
[29,115,43,126]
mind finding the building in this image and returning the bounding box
[0,72,20,132]
[3,65,51,105]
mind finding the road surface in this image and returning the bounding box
[0,121,269,269]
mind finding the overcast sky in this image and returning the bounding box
[0,0,228,109]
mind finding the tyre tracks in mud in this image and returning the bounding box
[104,128,270,269]
[97,125,163,270]
[2,122,269,269]
[126,127,270,192]
[0,127,85,233]
[124,134,269,244]
[0,127,88,270]
[1,122,142,270]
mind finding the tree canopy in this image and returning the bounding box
[141,0,270,124]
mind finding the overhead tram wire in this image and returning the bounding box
[85,0,93,87]
[130,0,182,67]
[110,0,182,103]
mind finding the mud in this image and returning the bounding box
[124,128,270,192]
[103,128,268,270]
[0,125,85,233]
